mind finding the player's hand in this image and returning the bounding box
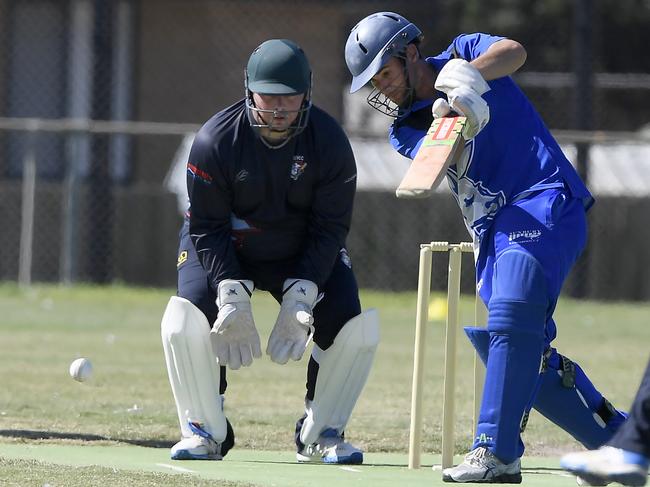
[211,279,262,370]
[431,98,452,119]
[434,58,491,96]
[266,279,317,365]
[445,87,490,139]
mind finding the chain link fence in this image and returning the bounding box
[1,0,649,300]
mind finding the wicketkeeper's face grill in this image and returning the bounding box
[245,90,311,149]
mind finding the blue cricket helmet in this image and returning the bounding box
[345,12,422,93]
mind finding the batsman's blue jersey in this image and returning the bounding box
[389,33,593,244]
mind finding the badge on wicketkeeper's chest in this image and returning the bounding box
[290,155,307,181]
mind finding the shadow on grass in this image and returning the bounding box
[0,429,174,448]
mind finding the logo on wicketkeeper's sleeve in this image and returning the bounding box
[177,250,188,268]
[340,248,352,268]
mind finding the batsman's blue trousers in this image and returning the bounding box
[473,187,588,462]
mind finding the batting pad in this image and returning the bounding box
[161,296,227,442]
[300,309,380,446]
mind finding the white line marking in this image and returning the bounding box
[156,463,196,473]
[339,466,362,472]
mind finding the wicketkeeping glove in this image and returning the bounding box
[266,279,317,365]
[211,279,262,370]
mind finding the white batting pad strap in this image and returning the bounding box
[300,309,380,446]
[161,296,227,442]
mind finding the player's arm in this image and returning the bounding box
[187,131,242,289]
[188,131,262,370]
[469,39,526,80]
[296,125,357,287]
[433,35,524,140]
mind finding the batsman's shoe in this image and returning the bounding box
[442,447,522,483]
[561,446,649,487]
[575,475,610,486]
[296,428,363,465]
[171,420,235,460]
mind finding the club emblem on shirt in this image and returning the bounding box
[290,155,307,181]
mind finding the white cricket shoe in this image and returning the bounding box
[561,446,649,487]
[171,434,222,460]
[296,428,363,464]
[170,420,234,460]
[442,446,522,483]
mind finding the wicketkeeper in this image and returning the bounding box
[345,12,626,483]
[160,39,379,465]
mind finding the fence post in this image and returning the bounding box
[18,131,37,287]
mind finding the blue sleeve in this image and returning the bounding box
[389,123,424,161]
[297,123,357,287]
[187,129,242,290]
[445,33,505,61]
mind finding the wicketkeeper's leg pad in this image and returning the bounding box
[161,296,227,442]
[299,309,379,446]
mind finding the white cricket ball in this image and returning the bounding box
[69,358,93,382]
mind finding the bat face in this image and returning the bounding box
[396,116,466,199]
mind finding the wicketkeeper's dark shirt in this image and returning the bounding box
[187,99,357,292]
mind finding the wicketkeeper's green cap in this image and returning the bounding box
[246,39,311,95]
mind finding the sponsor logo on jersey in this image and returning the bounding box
[235,169,249,182]
[508,229,542,244]
[290,155,307,181]
[187,162,213,185]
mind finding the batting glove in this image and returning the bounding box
[434,58,491,96]
[266,279,317,365]
[212,279,262,370]
[431,88,490,140]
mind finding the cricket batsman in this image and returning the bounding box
[345,12,626,483]
[160,39,378,465]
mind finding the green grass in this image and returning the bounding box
[0,283,648,485]
[0,456,250,487]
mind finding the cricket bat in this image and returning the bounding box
[395,115,467,199]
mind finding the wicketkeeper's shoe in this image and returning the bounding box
[561,446,649,487]
[442,446,522,483]
[171,419,235,460]
[296,428,363,464]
